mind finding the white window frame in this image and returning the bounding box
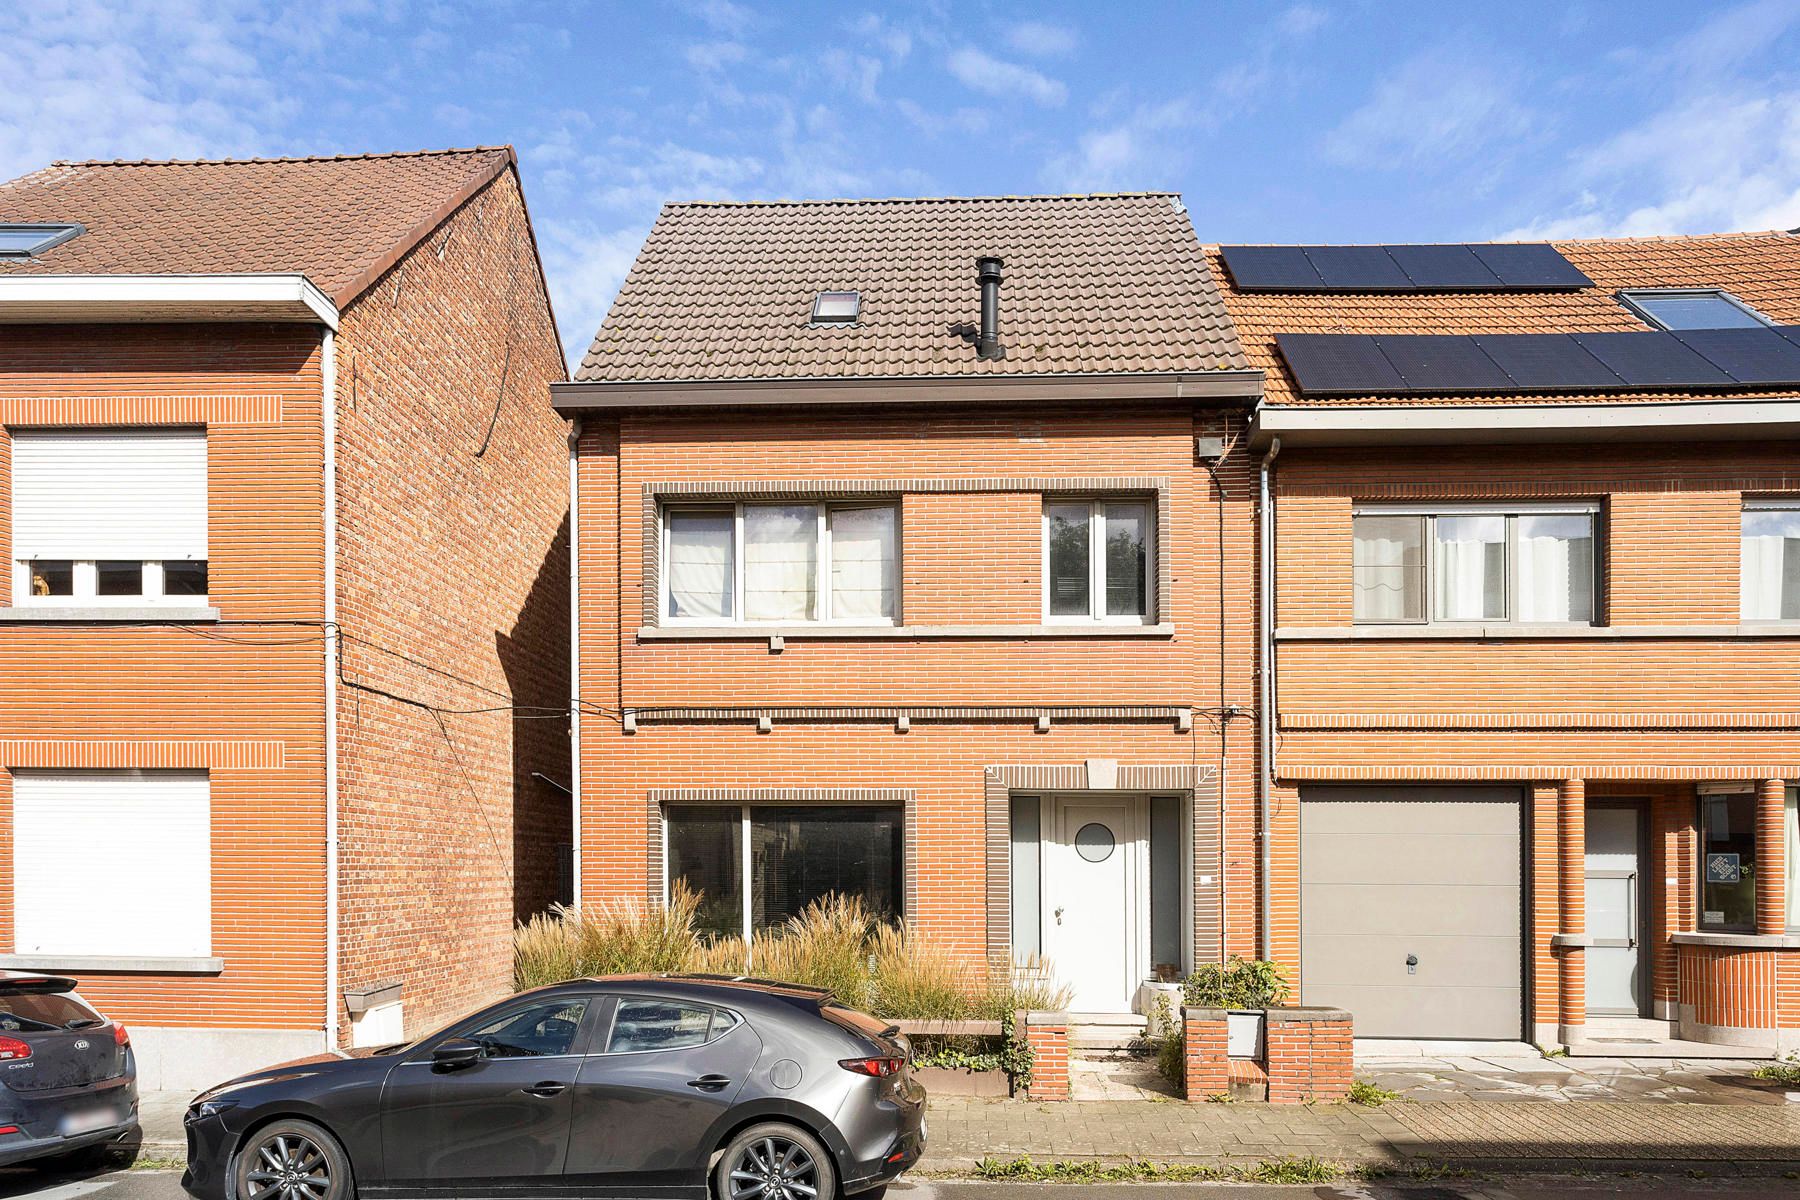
[1040,496,1156,625]
[1786,784,1799,934]
[1741,498,1800,622]
[660,500,900,626]
[12,558,207,608]
[1352,501,1601,627]
[1617,288,1773,331]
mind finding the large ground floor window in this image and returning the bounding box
[666,804,903,940]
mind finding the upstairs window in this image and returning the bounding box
[1044,498,1153,623]
[663,501,898,624]
[10,428,208,606]
[1742,501,1800,621]
[1352,504,1597,625]
[0,223,83,258]
[1618,289,1770,330]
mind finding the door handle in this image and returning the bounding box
[521,1081,567,1098]
[1054,906,1065,926]
[687,1074,732,1092]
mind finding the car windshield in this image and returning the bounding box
[0,991,101,1034]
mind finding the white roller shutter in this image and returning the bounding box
[10,429,207,561]
[13,770,211,957]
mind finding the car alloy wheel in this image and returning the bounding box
[234,1120,350,1200]
[725,1132,821,1200]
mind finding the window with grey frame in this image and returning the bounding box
[1618,288,1771,331]
[1352,505,1599,625]
[1699,789,1758,931]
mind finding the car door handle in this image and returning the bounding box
[687,1074,732,1092]
[521,1081,567,1098]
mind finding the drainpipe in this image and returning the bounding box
[322,328,340,1051]
[567,418,582,910]
[1256,436,1281,960]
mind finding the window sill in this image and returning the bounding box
[0,953,225,974]
[638,622,1175,640]
[1670,931,1800,950]
[1277,623,1800,641]
[0,606,220,623]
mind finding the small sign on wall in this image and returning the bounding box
[1706,853,1741,884]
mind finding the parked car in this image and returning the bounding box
[183,974,925,1200]
[0,973,139,1170]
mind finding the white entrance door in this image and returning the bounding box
[1045,798,1142,1012]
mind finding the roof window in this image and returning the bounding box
[811,291,860,324]
[0,223,84,259]
[1619,289,1770,331]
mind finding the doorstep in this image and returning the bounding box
[1356,1038,1541,1060]
[1569,1016,1774,1059]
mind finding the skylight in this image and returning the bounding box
[0,223,84,259]
[811,290,860,324]
[1619,289,1770,331]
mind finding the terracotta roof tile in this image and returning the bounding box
[1209,230,1800,406]
[575,193,1248,381]
[0,148,515,307]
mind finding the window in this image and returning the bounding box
[607,1000,736,1053]
[666,804,903,941]
[1352,505,1597,625]
[10,428,208,606]
[1741,502,1800,621]
[663,502,897,624]
[0,223,83,258]
[12,770,210,958]
[461,999,588,1058]
[1618,289,1770,330]
[1699,788,1758,930]
[811,291,861,324]
[1787,786,1799,931]
[1043,498,1152,622]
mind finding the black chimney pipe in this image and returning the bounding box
[976,256,1005,360]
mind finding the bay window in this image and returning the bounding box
[1044,498,1153,622]
[666,804,903,942]
[1740,501,1800,621]
[10,428,208,606]
[662,501,898,624]
[1352,504,1597,625]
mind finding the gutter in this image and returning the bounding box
[0,273,338,327]
[1256,436,1281,960]
[321,328,341,1050]
[567,419,582,909]
[1250,396,1800,447]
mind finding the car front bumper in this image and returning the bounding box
[179,1107,236,1200]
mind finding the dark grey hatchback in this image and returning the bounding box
[0,974,139,1169]
[183,975,925,1200]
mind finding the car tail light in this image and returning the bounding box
[839,1056,903,1077]
[0,1126,17,1136]
[112,1022,130,1048]
[0,1037,30,1062]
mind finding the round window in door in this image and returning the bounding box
[1075,822,1115,863]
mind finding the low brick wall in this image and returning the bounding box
[1182,1006,1229,1100]
[1265,1007,1353,1104]
[1024,1010,1070,1101]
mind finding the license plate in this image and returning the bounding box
[59,1107,118,1136]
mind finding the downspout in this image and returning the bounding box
[1256,436,1281,960]
[567,418,582,909]
[321,328,340,1050]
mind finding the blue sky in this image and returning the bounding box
[5,0,1800,361]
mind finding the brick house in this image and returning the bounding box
[554,195,1263,1014]
[0,148,570,1088]
[1215,233,1800,1054]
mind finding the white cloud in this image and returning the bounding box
[821,49,883,105]
[682,0,753,37]
[849,13,913,60]
[1043,97,1204,192]
[1003,20,1077,57]
[1322,47,1535,168]
[945,46,1067,107]
[685,40,748,72]
[1277,4,1328,37]
[539,219,654,366]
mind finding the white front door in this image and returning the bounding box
[1045,797,1143,1012]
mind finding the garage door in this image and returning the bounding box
[1300,787,1522,1040]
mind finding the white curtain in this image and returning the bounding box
[1741,509,1800,621]
[829,506,896,620]
[1435,515,1505,620]
[667,511,733,619]
[1517,514,1594,623]
[1352,516,1420,621]
[744,504,817,620]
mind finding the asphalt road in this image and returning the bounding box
[5,1164,1800,1200]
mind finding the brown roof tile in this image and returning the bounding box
[1209,230,1800,406]
[0,148,515,307]
[574,193,1248,382]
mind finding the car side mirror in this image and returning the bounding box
[432,1037,483,1071]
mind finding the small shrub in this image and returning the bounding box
[1752,1061,1800,1086]
[1149,995,1184,1086]
[1182,956,1291,1010]
[1348,1079,1404,1107]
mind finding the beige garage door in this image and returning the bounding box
[1300,787,1522,1040]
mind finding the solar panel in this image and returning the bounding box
[1572,331,1734,387]
[1375,335,1512,391]
[1304,246,1412,290]
[1219,246,1323,290]
[1275,334,1406,394]
[1670,328,1800,385]
[1386,244,1503,289]
[1469,243,1593,289]
[1469,334,1623,390]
